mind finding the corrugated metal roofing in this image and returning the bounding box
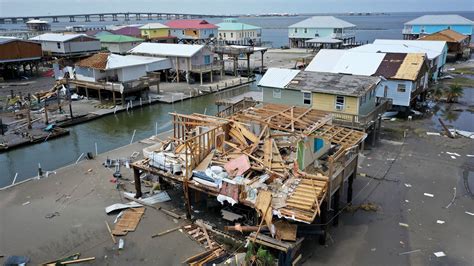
[405,15,474,26]
[139,23,169,30]
[373,53,406,78]
[76,53,169,70]
[98,34,143,43]
[392,53,426,81]
[216,22,260,31]
[418,29,468,43]
[305,49,385,76]
[128,43,204,57]
[289,16,355,29]
[112,26,141,37]
[372,39,447,59]
[30,33,95,42]
[258,68,301,89]
[287,71,380,97]
[166,19,218,29]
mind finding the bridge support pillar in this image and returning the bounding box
[147,13,152,20]
[22,18,29,23]
[0,19,5,24]
[69,16,75,22]
[99,15,105,21]
[85,15,90,22]
[124,14,130,21]
[112,14,118,21]
[12,18,17,24]
[53,17,59,23]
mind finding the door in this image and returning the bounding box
[204,55,211,65]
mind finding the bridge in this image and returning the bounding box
[0,12,233,24]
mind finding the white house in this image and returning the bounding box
[306,49,429,113]
[216,18,262,46]
[351,39,447,79]
[98,34,144,54]
[128,43,219,84]
[30,33,101,56]
[288,16,356,48]
[75,53,171,83]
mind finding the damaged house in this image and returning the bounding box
[130,103,367,261]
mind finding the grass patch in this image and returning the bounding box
[450,67,474,75]
[441,77,474,87]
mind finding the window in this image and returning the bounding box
[314,138,324,152]
[335,95,345,111]
[295,28,298,33]
[304,28,307,33]
[273,89,281,99]
[224,33,226,38]
[182,30,185,35]
[231,33,233,38]
[57,42,61,49]
[303,92,312,105]
[397,84,406,92]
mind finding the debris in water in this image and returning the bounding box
[399,222,409,228]
[436,220,445,224]
[433,251,446,257]
[404,183,412,188]
[22,201,30,206]
[424,193,434,198]
[465,211,474,216]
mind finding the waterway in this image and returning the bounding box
[0,85,258,187]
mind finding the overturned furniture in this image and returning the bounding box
[131,103,366,261]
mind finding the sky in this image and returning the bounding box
[0,0,473,17]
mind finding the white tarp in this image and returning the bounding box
[258,68,301,89]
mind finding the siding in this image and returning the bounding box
[140,28,170,39]
[312,93,359,115]
[262,87,309,107]
[288,28,333,39]
[411,25,473,35]
[117,65,147,82]
[376,80,413,107]
[0,40,42,61]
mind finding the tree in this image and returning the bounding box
[432,85,444,101]
[445,83,464,103]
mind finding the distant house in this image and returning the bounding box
[0,37,42,79]
[85,30,114,37]
[259,69,386,130]
[26,20,50,32]
[418,29,470,60]
[403,15,474,42]
[98,34,144,54]
[112,26,142,38]
[139,23,176,43]
[351,39,448,80]
[73,53,171,105]
[288,16,356,48]
[166,19,218,44]
[306,49,430,113]
[30,33,101,56]
[128,43,220,84]
[216,18,261,46]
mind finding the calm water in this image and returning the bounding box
[2,12,474,47]
[0,86,255,187]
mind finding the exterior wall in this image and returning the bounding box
[0,41,42,61]
[312,92,359,115]
[140,28,170,39]
[288,27,355,39]
[170,28,217,40]
[117,65,147,82]
[404,24,473,35]
[218,29,261,45]
[299,138,330,170]
[376,80,414,107]
[190,47,213,67]
[101,42,141,54]
[358,86,378,115]
[66,40,101,53]
[75,66,96,82]
[40,41,66,53]
[262,87,310,107]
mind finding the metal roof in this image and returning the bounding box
[258,68,301,89]
[30,33,96,42]
[351,43,441,60]
[128,43,205,58]
[139,23,169,30]
[287,71,381,97]
[373,39,447,59]
[289,16,355,29]
[405,15,474,26]
[216,22,260,31]
[98,34,144,43]
[165,19,218,29]
[306,49,385,76]
[26,19,49,24]
[0,36,19,45]
[76,53,169,70]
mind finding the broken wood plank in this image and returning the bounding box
[151,226,182,238]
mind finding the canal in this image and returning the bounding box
[0,84,258,187]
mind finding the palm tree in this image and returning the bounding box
[432,86,444,101]
[445,83,464,103]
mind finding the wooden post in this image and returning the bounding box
[133,167,142,198]
[85,87,89,100]
[347,172,354,203]
[333,189,340,226]
[176,57,180,83]
[220,54,224,78]
[44,103,49,125]
[246,53,251,80]
[26,103,32,129]
[112,90,116,106]
[261,51,264,73]
[200,72,203,85]
[98,87,102,102]
[319,201,328,245]
[233,56,237,77]
[210,70,213,83]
